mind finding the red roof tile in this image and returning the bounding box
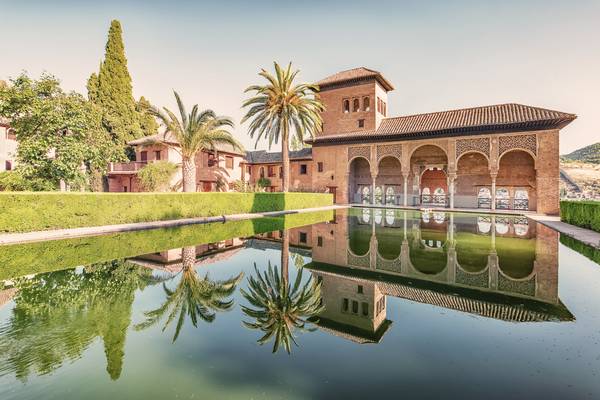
[309,103,576,144]
[316,67,394,91]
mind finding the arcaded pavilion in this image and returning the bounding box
[108,66,576,215]
[307,67,576,215]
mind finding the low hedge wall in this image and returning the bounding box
[0,192,333,233]
[560,201,600,232]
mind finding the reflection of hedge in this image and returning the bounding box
[0,210,333,280]
[560,201,600,232]
[0,192,333,233]
[560,234,600,265]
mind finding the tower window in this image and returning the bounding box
[299,232,307,243]
[300,164,308,174]
[317,236,323,247]
[363,97,370,111]
[343,99,350,113]
[317,162,324,172]
[357,285,363,294]
[358,119,365,128]
[353,98,360,112]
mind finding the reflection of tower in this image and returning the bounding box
[311,271,391,343]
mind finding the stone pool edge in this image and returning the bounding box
[0,205,348,246]
[529,214,600,250]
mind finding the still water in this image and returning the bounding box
[0,208,599,399]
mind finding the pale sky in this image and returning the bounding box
[1,0,598,153]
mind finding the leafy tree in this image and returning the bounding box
[134,246,243,342]
[137,160,178,191]
[137,96,159,136]
[242,62,324,192]
[257,177,271,189]
[0,170,55,191]
[241,231,324,353]
[0,72,122,190]
[89,20,142,144]
[147,91,243,192]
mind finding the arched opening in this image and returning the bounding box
[259,167,265,178]
[343,100,350,113]
[409,145,448,207]
[455,152,491,209]
[363,97,370,111]
[497,150,536,211]
[348,157,372,204]
[353,98,360,112]
[376,156,402,206]
[421,169,447,206]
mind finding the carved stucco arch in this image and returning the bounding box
[407,142,449,161]
[498,148,538,170]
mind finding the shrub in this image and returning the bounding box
[0,170,55,192]
[137,161,178,192]
[257,177,271,188]
[560,234,600,265]
[0,192,333,233]
[560,201,600,232]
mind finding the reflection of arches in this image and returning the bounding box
[497,236,536,279]
[477,216,491,233]
[376,229,402,260]
[374,209,383,225]
[456,231,492,273]
[385,210,395,225]
[348,226,371,256]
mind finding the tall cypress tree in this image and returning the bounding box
[136,96,158,136]
[91,20,142,144]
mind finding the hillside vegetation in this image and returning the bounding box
[562,142,600,164]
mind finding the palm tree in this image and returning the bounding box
[241,231,324,353]
[134,246,244,342]
[148,91,243,192]
[241,62,324,192]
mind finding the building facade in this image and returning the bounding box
[107,67,575,215]
[0,118,17,172]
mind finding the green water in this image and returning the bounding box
[0,208,599,399]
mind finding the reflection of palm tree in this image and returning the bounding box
[241,230,324,354]
[135,247,243,342]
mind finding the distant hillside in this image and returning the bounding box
[561,143,600,164]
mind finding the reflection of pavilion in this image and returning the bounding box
[292,209,573,340]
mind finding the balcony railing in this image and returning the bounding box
[421,194,448,207]
[109,161,149,172]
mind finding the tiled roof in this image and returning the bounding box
[309,103,576,144]
[128,132,245,155]
[316,67,394,91]
[245,148,312,164]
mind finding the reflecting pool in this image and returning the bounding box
[1,208,600,399]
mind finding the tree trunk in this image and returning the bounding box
[281,229,289,285]
[182,157,196,192]
[182,246,196,272]
[281,126,290,192]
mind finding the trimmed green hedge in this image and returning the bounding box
[560,200,600,232]
[0,192,333,233]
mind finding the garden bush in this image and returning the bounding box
[0,192,333,233]
[560,201,600,232]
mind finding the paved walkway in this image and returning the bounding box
[0,205,347,246]
[529,214,600,249]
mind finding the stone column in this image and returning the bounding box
[371,174,377,205]
[403,173,409,206]
[491,172,497,211]
[448,173,456,209]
